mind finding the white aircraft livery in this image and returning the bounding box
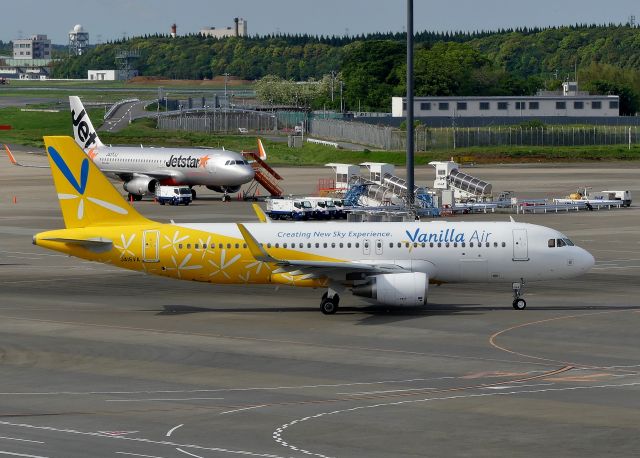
[69,96,255,201]
[34,136,596,314]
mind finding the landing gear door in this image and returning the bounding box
[512,229,529,261]
[143,230,159,262]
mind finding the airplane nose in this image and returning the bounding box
[580,248,595,272]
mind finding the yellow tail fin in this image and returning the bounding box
[44,136,150,228]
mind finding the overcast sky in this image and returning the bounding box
[2,0,638,45]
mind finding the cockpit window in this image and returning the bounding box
[563,238,574,246]
[548,239,556,248]
[557,239,566,247]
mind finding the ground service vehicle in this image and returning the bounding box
[266,198,313,220]
[155,186,192,205]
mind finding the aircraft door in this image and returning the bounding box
[143,230,159,262]
[375,239,384,255]
[512,229,529,261]
[363,239,371,256]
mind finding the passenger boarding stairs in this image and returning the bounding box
[242,151,283,198]
[345,175,439,216]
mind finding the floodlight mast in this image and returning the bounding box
[406,0,415,213]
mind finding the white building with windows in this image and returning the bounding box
[13,34,51,60]
[392,82,620,118]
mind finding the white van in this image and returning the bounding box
[155,186,193,206]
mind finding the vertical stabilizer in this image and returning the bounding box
[44,136,149,228]
[69,96,105,151]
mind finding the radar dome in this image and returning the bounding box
[73,24,84,33]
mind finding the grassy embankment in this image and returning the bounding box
[1,105,639,164]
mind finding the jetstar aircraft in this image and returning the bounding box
[33,136,595,314]
[69,96,260,201]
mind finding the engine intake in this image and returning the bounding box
[123,176,158,195]
[352,272,428,306]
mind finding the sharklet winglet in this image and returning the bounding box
[252,204,271,223]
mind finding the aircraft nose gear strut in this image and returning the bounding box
[512,279,526,310]
[320,289,340,315]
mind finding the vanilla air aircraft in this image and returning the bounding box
[34,136,595,314]
[69,96,258,201]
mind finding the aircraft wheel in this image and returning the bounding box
[512,298,527,310]
[191,188,197,200]
[320,293,339,315]
[160,201,165,205]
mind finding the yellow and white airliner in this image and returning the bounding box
[34,136,595,314]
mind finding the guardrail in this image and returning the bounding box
[307,138,339,148]
[104,98,139,120]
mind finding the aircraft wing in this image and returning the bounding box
[237,223,407,280]
[99,169,184,181]
[4,144,49,168]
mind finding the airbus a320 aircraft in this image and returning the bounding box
[34,136,595,314]
[69,96,256,201]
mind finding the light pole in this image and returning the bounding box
[406,0,415,212]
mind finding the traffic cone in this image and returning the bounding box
[12,196,17,204]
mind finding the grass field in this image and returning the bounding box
[1,104,639,165]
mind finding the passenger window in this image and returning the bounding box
[243,244,247,249]
[437,242,442,247]
[186,244,191,249]
[195,244,199,249]
[445,242,450,248]
[202,244,207,249]
[397,243,401,248]
[421,242,425,248]
[315,243,319,248]
[347,243,351,248]
[355,243,360,248]
[430,242,434,248]
[470,242,474,247]
[219,244,223,249]
[389,243,394,248]
[323,243,328,248]
[275,243,280,248]
[267,243,272,248]
[227,243,231,249]
[307,243,311,248]
[485,242,490,247]
[462,242,466,247]
[178,244,183,249]
[453,242,458,247]
[501,242,506,247]
[235,243,239,249]
[332,243,336,248]
[283,243,287,248]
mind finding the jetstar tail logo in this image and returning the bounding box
[71,108,98,149]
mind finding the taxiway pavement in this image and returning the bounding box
[1,151,639,457]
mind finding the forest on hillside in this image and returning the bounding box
[48,25,640,113]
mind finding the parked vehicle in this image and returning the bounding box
[266,198,313,220]
[155,186,192,206]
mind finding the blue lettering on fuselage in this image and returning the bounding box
[405,228,466,244]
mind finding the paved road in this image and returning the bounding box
[1,156,639,457]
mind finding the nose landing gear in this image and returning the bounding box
[512,280,526,310]
[320,289,340,315]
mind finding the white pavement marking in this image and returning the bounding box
[482,383,554,390]
[220,405,268,415]
[337,387,437,396]
[165,424,183,437]
[116,453,167,458]
[0,376,469,397]
[0,452,48,458]
[176,448,204,458]
[273,381,640,458]
[0,437,44,444]
[0,420,285,458]
[106,397,224,403]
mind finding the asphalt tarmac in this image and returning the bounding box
[1,150,639,457]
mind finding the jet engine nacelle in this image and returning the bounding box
[352,272,428,306]
[206,185,241,194]
[123,176,158,195]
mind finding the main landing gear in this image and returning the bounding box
[512,280,526,310]
[127,193,143,202]
[222,193,231,202]
[320,290,340,315]
[190,188,197,200]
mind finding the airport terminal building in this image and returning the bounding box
[392,82,620,118]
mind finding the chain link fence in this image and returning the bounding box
[158,110,278,133]
[310,119,640,150]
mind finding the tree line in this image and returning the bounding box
[49,25,640,114]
